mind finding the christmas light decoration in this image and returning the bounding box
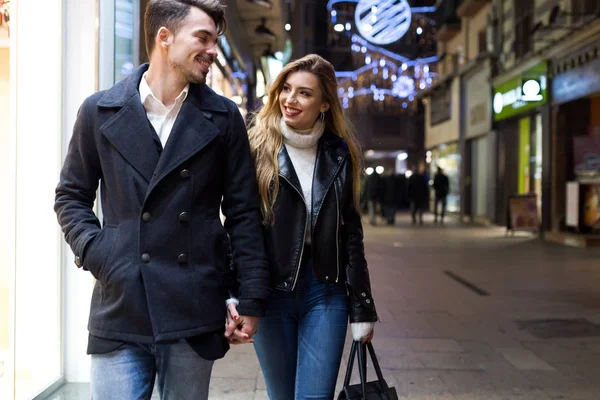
[328,1,439,110]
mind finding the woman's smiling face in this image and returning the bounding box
[279,71,330,130]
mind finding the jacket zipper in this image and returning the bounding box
[334,181,340,283]
[279,174,307,290]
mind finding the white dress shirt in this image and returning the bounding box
[139,72,190,148]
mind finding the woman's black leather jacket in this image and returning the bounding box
[262,132,378,323]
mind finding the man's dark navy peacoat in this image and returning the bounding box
[55,64,270,344]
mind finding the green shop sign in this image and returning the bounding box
[493,62,547,121]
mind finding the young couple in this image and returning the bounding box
[54,0,377,399]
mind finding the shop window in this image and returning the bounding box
[570,0,599,24]
[478,30,487,55]
[0,29,9,400]
[514,0,534,60]
[430,85,452,125]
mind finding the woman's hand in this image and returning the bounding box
[351,322,375,343]
[224,302,256,345]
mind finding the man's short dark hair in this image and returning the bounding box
[144,0,227,56]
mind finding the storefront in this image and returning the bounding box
[461,60,495,223]
[492,62,548,227]
[428,143,461,212]
[424,76,461,213]
[1,0,66,398]
[0,0,140,398]
[550,37,600,241]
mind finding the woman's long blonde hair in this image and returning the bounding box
[248,54,363,224]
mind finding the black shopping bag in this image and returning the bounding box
[337,341,398,400]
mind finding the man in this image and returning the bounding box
[54,1,269,399]
[407,164,428,225]
[433,167,450,224]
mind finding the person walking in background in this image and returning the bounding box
[408,164,428,225]
[364,170,383,225]
[230,54,378,400]
[383,171,399,225]
[54,1,269,398]
[433,167,450,224]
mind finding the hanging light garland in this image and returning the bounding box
[328,0,439,111]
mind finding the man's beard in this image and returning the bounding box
[171,58,206,85]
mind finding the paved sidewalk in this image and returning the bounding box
[49,213,600,399]
[209,213,600,400]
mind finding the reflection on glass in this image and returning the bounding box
[535,114,543,219]
[0,39,10,400]
[114,0,134,82]
[429,143,461,213]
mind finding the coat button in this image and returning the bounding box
[142,212,152,222]
[177,253,188,265]
[361,292,367,297]
[178,212,189,223]
[180,169,191,179]
[141,253,151,263]
[325,276,329,281]
[74,256,81,266]
[366,299,371,304]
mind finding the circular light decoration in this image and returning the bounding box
[355,0,412,45]
[394,76,415,98]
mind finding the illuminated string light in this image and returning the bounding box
[328,3,439,108]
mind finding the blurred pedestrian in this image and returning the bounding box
[383,172,398,225]
[408,164,428,225]
[54,1,270,399]
[433,167,450,224]
[364,170,383,225]
[236,54,378,400]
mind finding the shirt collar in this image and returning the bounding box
[139,72,190,108]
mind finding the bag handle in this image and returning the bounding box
[342,340,358,388]
[357,341,368,398]
[366,342,390,392]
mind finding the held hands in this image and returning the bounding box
[224,302,259,345]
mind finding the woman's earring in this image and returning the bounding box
[320,112,325,124]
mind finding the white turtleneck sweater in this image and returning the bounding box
[280,119,374,341]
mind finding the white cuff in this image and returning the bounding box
[351,322,374,341]
[225,297,239,306]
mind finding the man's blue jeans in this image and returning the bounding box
[253,257,349,400]
[90,340,214,400]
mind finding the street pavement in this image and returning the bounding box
[49,212,600,399]
[210,213,600,400]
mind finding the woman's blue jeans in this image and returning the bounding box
[253,255,349,400]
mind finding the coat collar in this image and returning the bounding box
[97,63,228,113]
[98,63,229,185]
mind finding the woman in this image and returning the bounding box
[229,54,378,399]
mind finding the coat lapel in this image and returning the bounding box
[99,64,159,182]
[311,133,347,231]
[278,146,304,198]
[146,84,228,194]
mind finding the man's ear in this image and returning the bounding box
[157,26,173,49]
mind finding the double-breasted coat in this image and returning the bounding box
[55,64,270,344]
